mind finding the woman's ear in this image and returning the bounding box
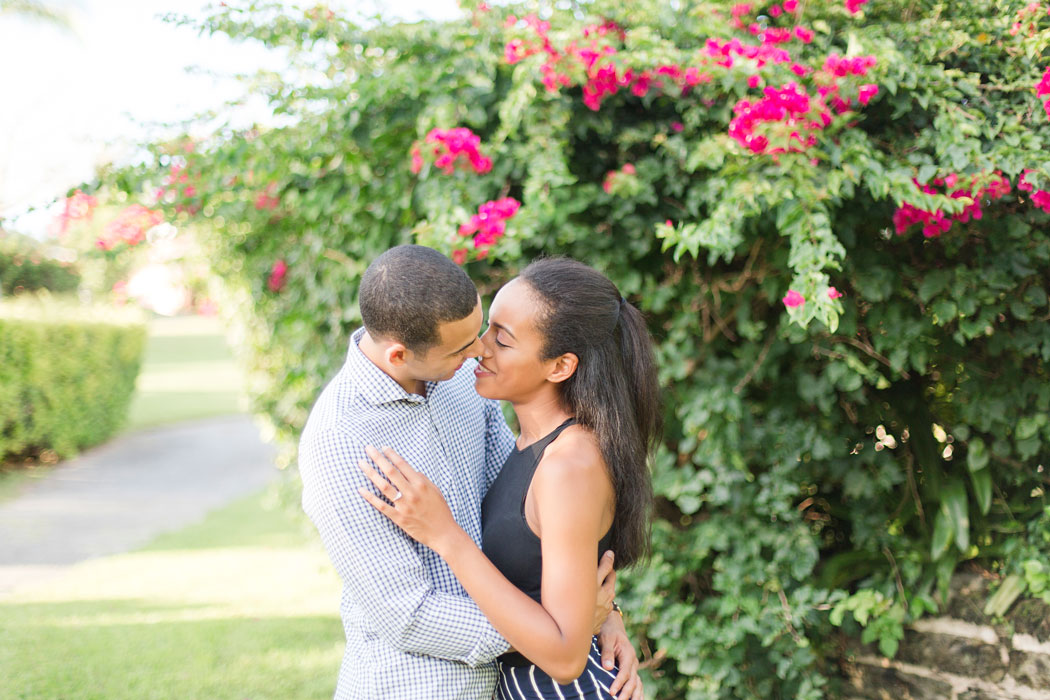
[546,352,579,384]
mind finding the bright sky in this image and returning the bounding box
[0,0,462,234]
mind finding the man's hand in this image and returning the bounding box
[592,550,616,634]
[597,609,643,700]
[592,550,643,699]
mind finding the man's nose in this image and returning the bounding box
[467,337,486,358]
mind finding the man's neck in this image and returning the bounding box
[512,390,572,449]
[358,331,426,396]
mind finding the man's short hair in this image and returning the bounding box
[359,245,478,352]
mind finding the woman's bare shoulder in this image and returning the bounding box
[536,424,607,484]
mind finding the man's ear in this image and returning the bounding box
[385,342,412,367]
[546,352,579,384]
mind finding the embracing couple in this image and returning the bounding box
[299,245,661,700]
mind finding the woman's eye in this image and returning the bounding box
[494,335,509,348]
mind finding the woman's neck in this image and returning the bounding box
[512,390,573,449]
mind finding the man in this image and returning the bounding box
[299,245,640,700]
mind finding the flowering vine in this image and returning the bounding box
[453,197,521,263]
[411,127,493,175]
[97,205,164,251]
[56,190,99,235]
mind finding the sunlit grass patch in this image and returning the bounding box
[126,315,248,431]
[0,488,343,700]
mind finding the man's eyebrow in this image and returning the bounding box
[491,322,516,340]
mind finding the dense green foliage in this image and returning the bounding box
[0,231,80,296]
[94,1,1050,697]
[0,299,145,461]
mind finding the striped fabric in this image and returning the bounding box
[496,638,618,699]
[299,327,516,700]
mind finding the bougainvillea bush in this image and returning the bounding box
[91,0,1050,697]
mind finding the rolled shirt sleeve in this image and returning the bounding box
[300,425,510,666]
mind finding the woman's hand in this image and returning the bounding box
[357,445,462,552]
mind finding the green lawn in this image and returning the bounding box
[0,485,345,700]
[125,314,248,430]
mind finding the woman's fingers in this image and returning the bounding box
[380,446,419,477]
[358,457,402,504]
[364,445,412,492]
[358,486,400,522]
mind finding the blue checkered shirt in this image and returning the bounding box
[299,328,515,700]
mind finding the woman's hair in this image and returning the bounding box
[519,257,661,568]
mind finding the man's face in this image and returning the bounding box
[403,298,485,383]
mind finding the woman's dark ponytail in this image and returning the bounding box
[519,258,662,568]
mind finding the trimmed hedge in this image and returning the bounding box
[0,232,80,296]
[0,300,146,462]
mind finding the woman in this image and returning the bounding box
[358,257,661,700]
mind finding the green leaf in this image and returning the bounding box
[941,480,970,553]
[969,467,992,516]
[966,437,989,472]
[983,575,1025,617]
[918,270,950,302]
[878,634,900,658]
[931,508,954,560]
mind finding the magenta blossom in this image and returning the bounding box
[268,259,288,293]
[782,290,805,308]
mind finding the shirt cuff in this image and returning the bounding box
[465,625,512,667]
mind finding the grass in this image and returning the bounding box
[125,314,248,431]
[0,485,345,700]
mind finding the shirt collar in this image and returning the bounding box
[346,327,428,406]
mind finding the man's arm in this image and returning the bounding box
[300,427,509,667]
[482,397,515,493]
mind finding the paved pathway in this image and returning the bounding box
[0,415,278,596]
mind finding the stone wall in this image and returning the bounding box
[843,574,1050,700]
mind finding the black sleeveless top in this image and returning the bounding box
[481,416,615,608]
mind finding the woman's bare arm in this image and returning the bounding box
[357,440,612,684]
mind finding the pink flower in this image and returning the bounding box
[793,26,814,44]
[1018,169,1035,192]
[254,183,280,211]
[1032,189,1050,213]
[621,163,636,175]
[769,5,783,17]
[748,74,762,88]
[421,127,492,175]
[1037,67,1050,98]
[101,204,164,249]
[451,248,468,265]
[783,0,799,11]
[983,174,1012,199]
[665,219,673,226]
[857,84,879,105]
[410,147,423,174]
[782,290,805,308]
[845,0,870,13]
[267,259,288,293]
[671,121,684,132]
[458,197,521,258]
[828,287,843,300]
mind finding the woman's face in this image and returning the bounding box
[473,278,558,402]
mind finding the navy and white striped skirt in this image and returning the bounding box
[495,637,617,699]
